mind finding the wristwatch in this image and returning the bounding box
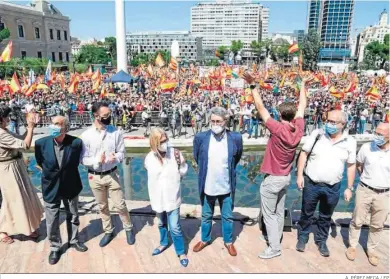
[347,187,354,192]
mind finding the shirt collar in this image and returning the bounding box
[211,129,227,142]
[53,137,63,148]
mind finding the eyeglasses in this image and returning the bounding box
[325,120,341,125]
[210,120,225,125]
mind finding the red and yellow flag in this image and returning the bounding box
[365,85,380,101]
[100,85,108,98]
[10,72,21,94]
[288,43,299,54]
[25,84,37,97]
[0,41,13,63]
[329,86,344,99]
[169,57,178,71]
[147,64,153,77]
[68,79,79,94]
[91,68,101,81]
[160,80,177,92]
[155,53,165,67]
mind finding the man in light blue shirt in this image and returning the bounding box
[193,107,243,257]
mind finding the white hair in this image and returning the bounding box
[209,107,228,120]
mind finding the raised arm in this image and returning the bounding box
[243,73,270,123]
[295,77,311,119]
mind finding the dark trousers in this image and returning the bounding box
[44,196,80,252]
[297,176,340,244]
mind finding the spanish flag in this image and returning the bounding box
[147,64,153,76]
[68,78,79,94]
[288,43,299,54]
[10,72,21,94]
[160,80,177,92]
[169,57,178,71]
[155,53,165,67]
[91,68,101,81]
[100,85,108,98]
[0,41,13,63]
[259,80,273,91]
[345,81,356,93]
[25,84,37,97]
[92,78,101,92]
[329,86,344,99]
[365,85,380,101]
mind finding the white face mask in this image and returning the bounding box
[158,142,168,153]
[211,125,224,135]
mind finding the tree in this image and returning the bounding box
[216,46,229,60]
[74,45,111,64]
[362,34,389,70]
[250,40,262,63]
[269,39,290,63]
[260,39,273,61]
[104,36,117,61]
[0,28,10,43]
[230,40,244,56]
[301,29,321,71]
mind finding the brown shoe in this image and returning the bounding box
[193,241,209,253]
[368,254,379,266]
[224,243,237,256]
[345,247,356,261]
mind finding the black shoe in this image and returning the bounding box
[48,251,61,265]
[70,242,88,252]
[126,230,135,245]
[248,136,252,139]
[99,233,114,247]
[296,239,306,252]
[317,242,330,257]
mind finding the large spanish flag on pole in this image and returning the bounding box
[155,53,165,67]
[10,72,21,94]
[288,42,299,54]
[0,41,13,63]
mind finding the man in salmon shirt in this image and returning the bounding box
[243,73,310,259]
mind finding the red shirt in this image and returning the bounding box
[135,104,144,111]
[260,117,305,176]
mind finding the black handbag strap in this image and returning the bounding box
[304,133,322,169]
[173,148,181,171]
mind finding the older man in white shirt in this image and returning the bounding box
[81,102,134,247]
[296,110,357,257]
[346,122,390,266]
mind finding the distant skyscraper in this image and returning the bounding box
[191,1,269,58]
[294,30,305,44]
[307,0,355,62]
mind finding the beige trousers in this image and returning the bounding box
[349,183,389,254]
[89,171,133,234]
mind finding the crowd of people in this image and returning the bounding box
[0,64,389,139]
[0,63,389,270]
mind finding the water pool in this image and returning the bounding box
[26,151,359,212]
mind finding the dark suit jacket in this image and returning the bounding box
[35,134,83,203]
[193,130,243,209]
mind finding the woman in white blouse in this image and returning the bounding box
[144,128,189,267]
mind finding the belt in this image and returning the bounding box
[88,166,117,176]
[360,181,389,194]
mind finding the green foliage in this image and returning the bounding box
[74,44,111,64]
[270,43,290,63]
[216,46,229,60]
[0,28,10,43]
[301,29,321,71]
[69,63,89,73]
[129,50,170,67]
[230,40,244,55]
[361,34,389,70]
[250,40,262,62]
[104,36,117,61]
[0,57,53,78]
[250,39,273,62]
[206,59,220,66]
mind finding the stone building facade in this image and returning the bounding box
[0,0,71,63]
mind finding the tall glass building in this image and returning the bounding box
[307,0,355,62]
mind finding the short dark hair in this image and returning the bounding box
[0,104,11,121]
[278,102,297,122]
[91,102,109,115]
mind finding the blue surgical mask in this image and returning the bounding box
[373,134,386,146]
[49,125,62,138]
[325,123,338,135]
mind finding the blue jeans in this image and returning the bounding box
[359,119,366,134]
[372,120,380,132]
[249,120,258,137]
[242,119,250,133]
[201,193,233,244]
[297,176,341,244]
[9,121,19,134]
[156,208,185,256]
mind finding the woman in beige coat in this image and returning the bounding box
[0,104,43,244]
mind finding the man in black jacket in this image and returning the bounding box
[35,116,88,265]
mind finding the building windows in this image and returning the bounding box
[64,30,68,41]
[66,52,69,62]
[57,30,61,40]
[37,51,42,59]
[59,52,63,61]
[18,25,24,38]
[50,29,54,40]
[35,27,40,39]
[52,52,56,62]
[21,51,26,58]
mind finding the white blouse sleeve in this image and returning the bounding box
[178,151,188,177]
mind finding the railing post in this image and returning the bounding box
[122,157,132,200]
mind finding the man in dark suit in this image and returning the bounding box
[35,116,88,265]
[192,107,243,257]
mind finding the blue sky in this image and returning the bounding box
[14,1,390,40]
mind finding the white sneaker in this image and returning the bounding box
[258,247,281,259]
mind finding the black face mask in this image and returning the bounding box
[99,116,111,125]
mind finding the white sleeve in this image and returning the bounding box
[347,137,357,164]
[356,142,367,164]
[302,129,321,153]
[179,151,188,177]
[80,132,100,169]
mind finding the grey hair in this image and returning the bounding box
[340,111,348,124]
[209,107,228,120]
